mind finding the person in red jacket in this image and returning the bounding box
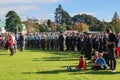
[67,56,86,71]
[8,33,14,56]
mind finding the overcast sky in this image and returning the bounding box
[0,0,120,22]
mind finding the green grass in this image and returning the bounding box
[0,48,120,80]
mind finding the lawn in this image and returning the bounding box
[0,48,120,80]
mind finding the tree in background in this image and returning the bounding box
[39,24,49,32]
[55,4,71,26]
[47,19,52,27]
[34,23,40,32]
[74,22,89,32]
[97,20,107,31]
[5,10,23,32]
[111,11,120,33]
[72,14,100,31]
[57,23,66,32]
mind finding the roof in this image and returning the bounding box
[64,30,78,34]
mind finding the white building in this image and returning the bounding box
[0,20,5,33]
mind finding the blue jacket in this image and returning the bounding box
[96,58,107,68]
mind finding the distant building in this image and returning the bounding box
[0,20,5,33]
[39,19,48,26]
[64,30,78,34]
[22,24,27,34]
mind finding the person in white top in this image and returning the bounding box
[12,33,17,53]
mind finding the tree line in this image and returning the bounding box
[3,4,120,33]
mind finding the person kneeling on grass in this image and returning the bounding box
[91,53,107,70]
[67,56,86,71]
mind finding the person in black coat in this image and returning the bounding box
[106,28,117,72]
[65,33,70,51]
[58,32,64,51]
[70,32,76,51]
[76,34,81,52]
[19,33,25,51]
[84,34,93,60]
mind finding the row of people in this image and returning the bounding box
[24,31,120,59]
[0,32,25,56]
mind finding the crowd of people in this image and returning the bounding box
[0,28,120,72]
[67,29,119,73]
[0,32,25,56]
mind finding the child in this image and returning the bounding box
[67,56,86,71]
[91,51,99,63]
[91,53,107,70]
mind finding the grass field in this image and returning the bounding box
[0,48,120,80]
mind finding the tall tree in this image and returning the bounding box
[97,20,107,31]
[57,23,66,32]
[39,24,49,32]
[111,11,120,33]
[47,19,52,27]
[5,10,23,32]
[72,14,100,31]
[55,4,71,26]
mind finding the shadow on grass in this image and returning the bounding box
[0,53,9,55]
[22,69,68,74]
[22,68,120,75]
[32,57,78,61]
[70,70,120,75]
[85,71,120,74]
[26,48,80,57]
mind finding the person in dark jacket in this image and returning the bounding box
[65,33,70,51]
[106,28,117,73]
[84,34,92,60]
[19,33,25,52]
[58,32,64,51]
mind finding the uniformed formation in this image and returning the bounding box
[0,32,120,59]
[0,30,120,73]
[23,32,120,60]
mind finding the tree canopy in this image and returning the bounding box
[5,10,23,32]
[55,4,71,26]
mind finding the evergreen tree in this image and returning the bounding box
[5,10,23,32]
[111,11,120,33]
[57,23,66,32]
[55,4,71,26]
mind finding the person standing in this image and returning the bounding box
[84,33,92,60]
[106,28,117,72]
[12,33,17,53]
[19,33,25,52]
[58,32,64,51]
[65,33,70,51]
[8,33,14,56]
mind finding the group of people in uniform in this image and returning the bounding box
[0,28,120,72]
[25,31,118,59]
[24,29,120,72]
